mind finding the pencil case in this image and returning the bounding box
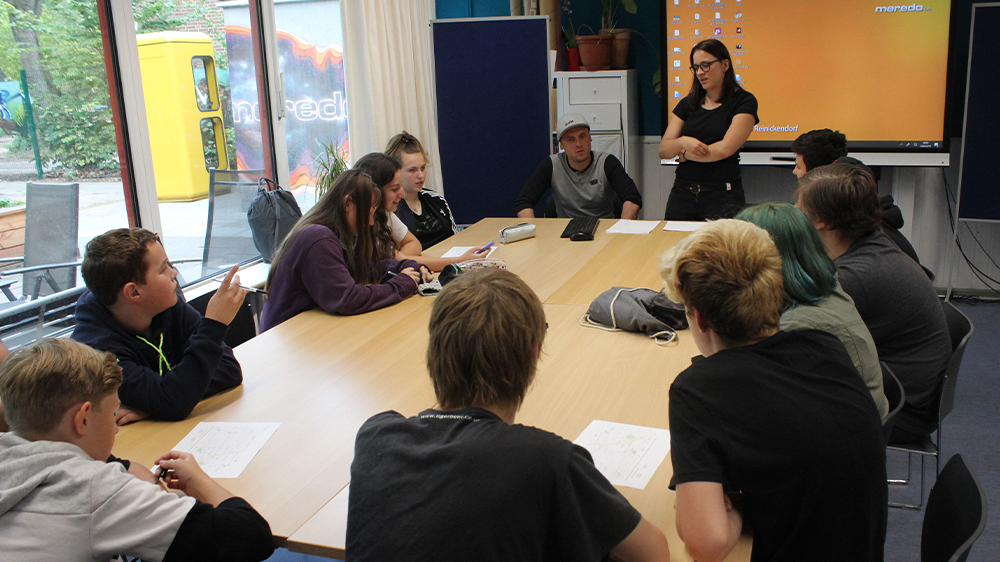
[499,222,536,244]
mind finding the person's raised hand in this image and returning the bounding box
[115,406,149,426]
[205,265,248,326]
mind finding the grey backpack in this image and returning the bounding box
[248,177,302,262]
[583,287,688,344]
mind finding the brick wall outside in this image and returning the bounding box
[174,0,229,65]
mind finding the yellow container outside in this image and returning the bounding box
[137,31,229,202]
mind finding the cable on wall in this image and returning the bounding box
[943,173,1000,296]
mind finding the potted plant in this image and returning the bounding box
[562,1,581,71]
[564,0,611,70]
[600,0,637,69]
[314,140,349,201]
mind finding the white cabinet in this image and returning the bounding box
[554,70,640,177]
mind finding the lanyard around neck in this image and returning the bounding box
[136,333,172,376]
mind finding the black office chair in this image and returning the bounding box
[921,455,987,562]
[203,169,268,335]
[888,300,974,509]
[881,362,906,444]
[203,169,266,278]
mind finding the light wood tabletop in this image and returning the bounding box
[112,297,437,541]
[423,218,617,302]
[113,218,751,561]
[547,227,690,305]
[287,300,751,561]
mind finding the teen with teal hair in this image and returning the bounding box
[736,202,888,417]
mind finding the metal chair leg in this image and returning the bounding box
[888,452,912,485]
[889,453,928,510]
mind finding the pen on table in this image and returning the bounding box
[474,241,495,254]
[211,278,267,294]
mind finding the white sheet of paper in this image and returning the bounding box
[441,246,496,259]
[663,221,708,232]
[604,220,660,235]
[173,422,280,479]
[573,420,671,489]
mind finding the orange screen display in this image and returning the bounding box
[664,0,951,148]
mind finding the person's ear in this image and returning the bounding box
[70,401,92,438]
[691,307,712,335]
[723,59,731,72]
[120,282,142,304]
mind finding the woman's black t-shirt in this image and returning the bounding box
[672,88,759,183]
[396,190,458,249]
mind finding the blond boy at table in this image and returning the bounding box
[660,220,886,562]
[0,338,275,562]
[347,269,670,562]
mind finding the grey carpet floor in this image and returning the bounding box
[885,298,998,562]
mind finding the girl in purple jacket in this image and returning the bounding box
[260,170,428,331]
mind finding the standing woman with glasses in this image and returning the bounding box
[659,39,759,220]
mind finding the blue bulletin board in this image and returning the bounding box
[432,17,552,224]
[956,3,1000,221]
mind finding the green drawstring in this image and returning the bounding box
[136,333,172,376]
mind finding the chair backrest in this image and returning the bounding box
[24,182,79,296]
[938,301,974,423]
[202,169,266,278]
[880,361,906,443]
[921,455,987,562]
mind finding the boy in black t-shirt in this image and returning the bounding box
[660,220,887,562]
[347,269,670,562]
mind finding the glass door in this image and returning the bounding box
[125,0,283,282]
[269,0,349,213]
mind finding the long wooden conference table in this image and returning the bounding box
[113,218,752,561]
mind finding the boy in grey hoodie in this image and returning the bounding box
[0,338,275,562]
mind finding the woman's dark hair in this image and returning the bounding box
[687,39,739,110]
[266,169,382,291]
[353,152,402,260]
[353,152,401,189]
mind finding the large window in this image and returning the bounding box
[128,1,274,283]
[0,0,131,347]
[127,0,350,283]
[0,0,352,347]
[225,0,350,212]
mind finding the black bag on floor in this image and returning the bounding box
[248,177,302,262]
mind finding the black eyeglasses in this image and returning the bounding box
[689,59,720,73]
